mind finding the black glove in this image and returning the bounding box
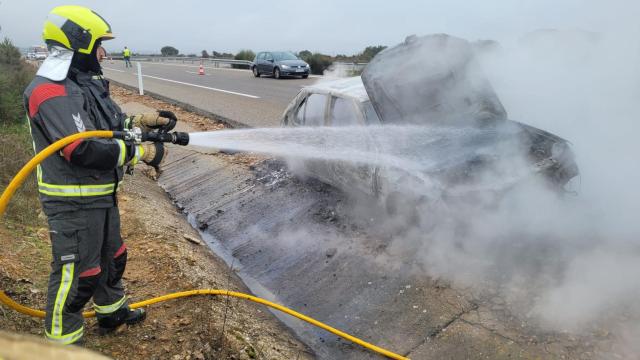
[157,110,177,132]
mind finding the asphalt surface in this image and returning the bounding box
[103,60,318,128]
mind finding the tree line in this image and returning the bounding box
[160,45,388,74]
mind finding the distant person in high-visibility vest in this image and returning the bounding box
[123,46,131,67]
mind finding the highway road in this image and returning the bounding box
[103,60,318,128]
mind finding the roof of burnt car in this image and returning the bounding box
[304,77,370,102]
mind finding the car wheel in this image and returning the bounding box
[252,66,260,77]
[301,74,309,79]
[274,67,281,79]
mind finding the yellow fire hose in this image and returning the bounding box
[0,130,409,360]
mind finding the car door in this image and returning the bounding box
[254,52,263,71]
[327,96,377,196]
[254,52,263,72]
[298,92,333,182]
[360,100,384,196]
[283,92,307,127]
[263,52,275,74]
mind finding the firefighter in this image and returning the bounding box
[24,5,174,345]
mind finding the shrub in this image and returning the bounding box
[299,52,333,75]
[0,121,40,224]
[357,45,387,62]
[0,39,35,125]
[234,49,255,61]
[0,38,22,66]
[0,38,39,223]
[212,51,234,59]
[160,46,179,56]
[232,50,255,69]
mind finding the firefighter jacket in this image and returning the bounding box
[23,68,139,215]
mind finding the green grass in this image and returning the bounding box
[0,38,40,225]
[0,121,40,224]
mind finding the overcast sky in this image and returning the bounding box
[0,0,637,55]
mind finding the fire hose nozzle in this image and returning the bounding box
[171,132,190,146]
[113,129,189,146]
[141,131,190,146]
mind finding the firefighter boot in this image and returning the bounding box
[97,306,146,335]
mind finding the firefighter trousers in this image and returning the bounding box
[44,207,128,344]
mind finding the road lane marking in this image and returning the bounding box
[112,60,249,72]
[142,74,260,98]
[139,73,260,99]
[103,67,260,98]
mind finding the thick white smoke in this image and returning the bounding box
[311,29,640,354]
[193,27,640,358]
[479,29,640,328]
[267,29,640,339]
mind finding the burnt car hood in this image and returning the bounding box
[361,34,579,189]
[393,121,571,192]
[362,34,508,126]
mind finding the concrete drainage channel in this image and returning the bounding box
[157,145,482,359]
[116,97,592,359]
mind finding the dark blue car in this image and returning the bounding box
[252,51,310,79]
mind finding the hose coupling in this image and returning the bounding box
[113,128,143,143]
[114,129,189,146]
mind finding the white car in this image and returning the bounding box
[281,35,579,211]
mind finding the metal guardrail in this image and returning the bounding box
[110,56,252,68]
[107,56,368,72]
[331,62,368,74]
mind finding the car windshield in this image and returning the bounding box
[362,101,381,125]
[273,52,299,61]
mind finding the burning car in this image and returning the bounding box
[280,34,579,209]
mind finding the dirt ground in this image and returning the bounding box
[0,85,312,359]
